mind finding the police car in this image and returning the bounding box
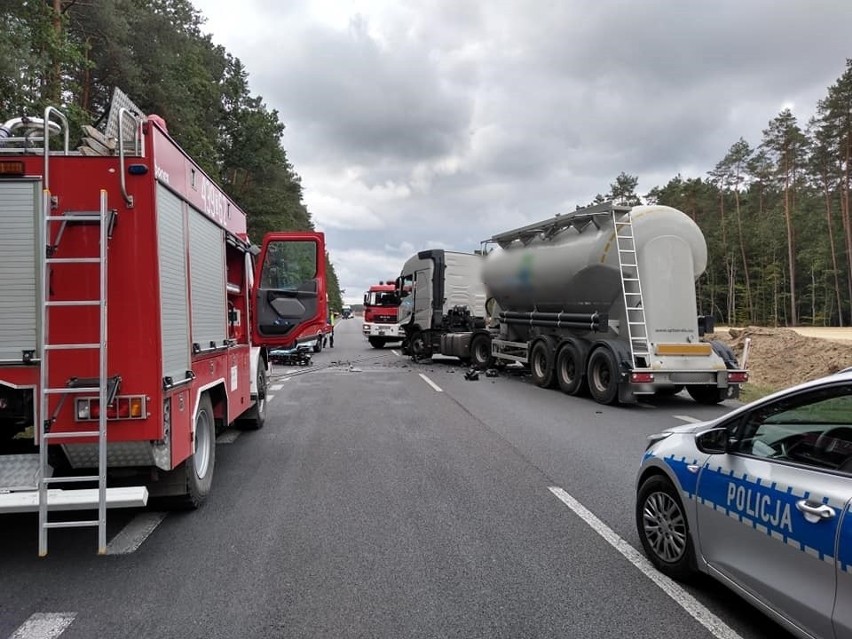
[636,368,852,639]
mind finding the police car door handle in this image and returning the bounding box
[795,500,835,523]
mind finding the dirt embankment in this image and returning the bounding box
[707,326,852,392]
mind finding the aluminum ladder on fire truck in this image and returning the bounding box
[37,189,111,556]
[612,210,650,368]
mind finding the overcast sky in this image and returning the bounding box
[192,0,851,305]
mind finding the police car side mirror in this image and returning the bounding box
[695,427,728,454]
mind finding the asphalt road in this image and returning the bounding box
[0,318,792,639]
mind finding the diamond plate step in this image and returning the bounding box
[0,454,51,491]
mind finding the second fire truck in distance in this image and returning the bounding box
[362,281,402,348]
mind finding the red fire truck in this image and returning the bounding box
[0,93,327,554]
[362,281,402,348]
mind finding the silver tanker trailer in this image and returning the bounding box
[396,201,747,405]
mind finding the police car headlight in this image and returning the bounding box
[645,432,673,450]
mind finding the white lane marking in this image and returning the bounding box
[106,512,167,555]
[267,394,275,402]
[674,415,702,423]
[9,613,76,639]
[216,430,241,444]
[548,486,743,639]
[418,373,443,392]
[391,349,401,357]
[270,383,284,391]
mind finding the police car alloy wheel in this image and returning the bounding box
[636,475,696,580]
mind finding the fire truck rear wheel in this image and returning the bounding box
[184,394,216,508]
[587,347,619,405]
[238,366,267,430]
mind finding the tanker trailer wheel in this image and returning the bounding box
[686,385,727,405]
[530,339,557,388]
[556,342,586,396]
[587,347,619,405]
[470,334,494,369]
[183,393,216,508]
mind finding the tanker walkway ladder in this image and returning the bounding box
[612,211,650,368]
[26,189,145,556]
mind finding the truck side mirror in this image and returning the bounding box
[695,427,728,454]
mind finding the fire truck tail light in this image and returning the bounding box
[727,371,749,383]
[75,395,148,421]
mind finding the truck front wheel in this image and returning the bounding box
[470,334,493,368]
[368,337,386,349]
[410,331,431,359]
[238,365,267,430]
[587,348,619,405]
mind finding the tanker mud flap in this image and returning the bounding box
[618,382,638,404]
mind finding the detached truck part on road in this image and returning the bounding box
[0,93,327,555]
[396,202,746,406]
[362,281,403,348]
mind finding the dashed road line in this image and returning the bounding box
[418,373,443,392]
[391,349,402,356]
[548,486,743,639]
[106,512,167,555]
[674,415,702,423]
[267,394,275,402]
[8,613,76,639]
[270,383,285,391]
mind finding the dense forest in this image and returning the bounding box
[0,0,343,311]
[3,2,851,327]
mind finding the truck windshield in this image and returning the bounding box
[366,292,398,306]
[260,240,317,289]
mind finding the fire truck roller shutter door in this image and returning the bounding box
[157,185,191,381]
[0,179,40,362]
[188,209,227,351]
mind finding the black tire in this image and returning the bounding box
[368,337,385,349]
[555,342,586,396]
[529,340,556,388]
[313,335,323,353]
[470,334,493,369]
[182,394,216,508]
[410,331,431,359]
[687,385,726,405]
[636,475,696,581]
[238,364,267,430]
[587,347,619,405]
